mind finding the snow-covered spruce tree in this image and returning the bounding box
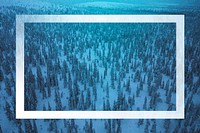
[143,96,147,110]
[29,86,38,110]
[136,85,140,97]
[5,77,12,96]
[128,95,133,110]
[93,84,97,101]
[48,102,51,111]
[62,60,68,86]
[66,120,71,133]
[150,95,156,110]
[93,62,99,83]
[132,93,135,106]
[91,101,96,111]
[47,86,51,97]
[63,70,67,88]
[0,69,4,82]
[105,120,111,133]
[110,65,115,89]
[166,87,172,104]
[73,79,80,109]
[33,120,38,133]
[111,119,116,133]
[112,100,117,111]
[164,80,169,95]
[117,77,121,93]
[153,69,162,87]
[134,70,140,82]
[150,120,156,133]
[70,120,78,133]
[0,125,2,133]
[5,101,13,121]
[89,72,94,87]
[104,64,107,79]
[54,89,62,110]
[137,119,144,127]
[86,87,91,109]
[79,91,85,110]
[103,99,106,110]
[163,119,170,133]
[3,60,11,75]
[25,120,32,133]
[90,119,95,133]
[106,82,109,99]
[116,119,122,133]
[144,120,150,133]
[106,99,111,111]
[68,84,74,110]
[83,121,90,133]
[43,104,46,111]
[100,75,103,88]
[126,77,131,94]
[10,73,15,87]
[18,125,24,133]
[139,77,143,91]
[48,120,59,133]
[36,65,43,92]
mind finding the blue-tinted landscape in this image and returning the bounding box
[0,0,200,132]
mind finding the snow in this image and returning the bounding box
[0,1,200,133]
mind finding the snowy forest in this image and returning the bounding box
[24,22,176,111]
[0,1,200,133]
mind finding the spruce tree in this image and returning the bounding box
[106,82,109,98]
[143,97,147,110]
[150,121,156,133]
[33,120,38,133]
[25,120,32,133]
[0,125,2,133]
[5,101,13,121]
[137,119,144,127]
[126,77,131,94]
[86,88,91,109]
[0,69,4,81]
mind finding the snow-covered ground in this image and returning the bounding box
[0,1,200,133]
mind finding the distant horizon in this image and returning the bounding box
[39,0,200,7]
[1,0,200,7]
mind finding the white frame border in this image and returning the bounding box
[16,15,184,119]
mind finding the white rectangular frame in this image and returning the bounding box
[16,15,184,119]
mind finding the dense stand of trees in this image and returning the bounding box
[0,4,199,133]
[24,22,176,112]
